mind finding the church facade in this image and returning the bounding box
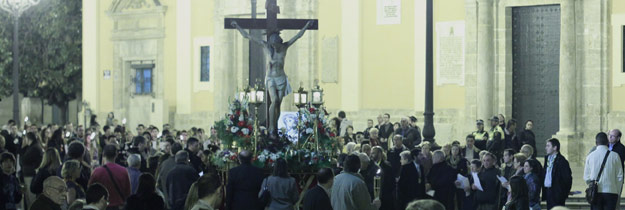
[82,0,625,164]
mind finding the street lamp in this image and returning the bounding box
[0,0,41,127]
[311,84,324,107]
[293,86,308,108]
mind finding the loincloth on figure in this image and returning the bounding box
[265,75,293,97]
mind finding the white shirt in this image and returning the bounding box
[584,145,624,194]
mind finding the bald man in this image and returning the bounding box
[608,129,625,209]
[30,176,66,210]
[609,129,625,169]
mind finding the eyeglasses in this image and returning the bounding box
[47,186,68,193]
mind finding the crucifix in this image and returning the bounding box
[225,0,318,136]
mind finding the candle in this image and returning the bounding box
[374,169,382,198]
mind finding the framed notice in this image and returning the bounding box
[436,21,465,86]
[377,0,401,25]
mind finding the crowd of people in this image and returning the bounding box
[0,111,622,210]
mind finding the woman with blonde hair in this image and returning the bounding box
[184,173,223,210]
[62,160,85,205]
[30,148,62,195]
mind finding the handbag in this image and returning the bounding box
[585,150,610,204]
[259,177,271,207]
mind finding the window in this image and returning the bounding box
[200,46,210,82]
[135,68,153,95]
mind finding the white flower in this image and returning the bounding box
[231,126,240,133]
[270,154,279,161]
[311,114,317,118]
[227,120,234,126]
[306,128,313,134]
[241,128,250,135]
[239,115,244,121]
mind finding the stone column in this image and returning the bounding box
[213,0,236,114]
[340,0,361,112]
[556,0,577,162]
[476,0,494,121]
[176,0,192,114]
[82,0,98,115]
[558,1,576,135]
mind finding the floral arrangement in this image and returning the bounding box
[212,150,239,168]
[295,107,339,151]
[252,148,333,171]
[213,99,339,172]
[214,99,254,149]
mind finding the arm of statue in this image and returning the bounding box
[286,20,314,47]
[231,20,265,46]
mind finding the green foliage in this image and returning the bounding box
[0,0,82,120]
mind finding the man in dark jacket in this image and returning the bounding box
[371,146,395,210]
[303,168,334,210]
[608,129,625,169]
[184,137,204,173]
[393,117,421,149]
[127,136,148,172]
[473,152,501,210]
[157,142,183,206]
[166,151,199,210]
[358,153,380,199]
[542,138,572,209]
[427,150,457,210]
[376,113,394,140]
[398,150,426,209]
[461,134,480,161]
[226,150,265,210]
[387,135,407,178]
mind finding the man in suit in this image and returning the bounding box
[303,168,334,210]
[376,113,394,140]
[608,129,625,208]
[542,138,573,209]
[461,134,480,161]
[427,150,457,210]
[398,150,426,209]
[473,152,501,210]
[387,135,407,178]
[394,117,421,149]
[371,146,395,210]
[226,150,265,210]
[608,129,625,168]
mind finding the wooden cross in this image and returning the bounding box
[224,0,318,39]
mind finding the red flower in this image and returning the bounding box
[248,125,253,130]
[237,121,246,127]
[236,110,240,115]
[329,132,336,137]
[309,107,316,112]
[229,115,235,120]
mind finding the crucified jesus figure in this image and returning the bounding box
[231,20,313,136]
